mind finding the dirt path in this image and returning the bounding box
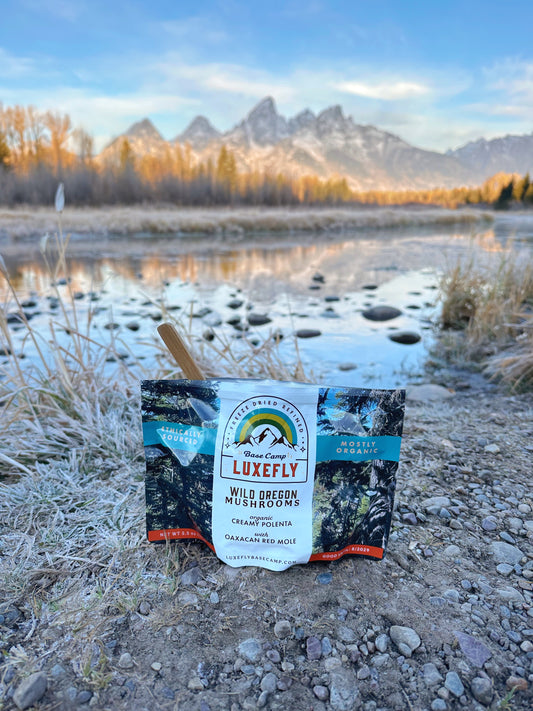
[1,377,532,711]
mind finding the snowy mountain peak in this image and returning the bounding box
[241,96,289,146]
[125,118,163,142]
[288,109,316,134]
[176,115,220,149]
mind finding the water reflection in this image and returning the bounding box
[1,219,532,387]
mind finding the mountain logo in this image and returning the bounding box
[234,408,298,450]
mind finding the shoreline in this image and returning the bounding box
[0,204,494,240]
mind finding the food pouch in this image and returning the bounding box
[141,379,405,571]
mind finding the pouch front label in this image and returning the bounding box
[212,382,318,571]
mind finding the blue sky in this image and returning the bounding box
[1,0,532,152]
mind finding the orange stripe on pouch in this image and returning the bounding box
[309,544,384,561]
[147,529,215,550]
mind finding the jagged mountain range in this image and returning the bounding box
[100,97,533,191]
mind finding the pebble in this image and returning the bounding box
[329,668,360,711]
[151,662,162,672]
[490,541,524,566]
[496,563,514,577]
[421,496,451,512]
[506,675,528,691]
[316,572,332,584]
[181,567,202,586]
[375,634,389,653]
[431,700,447,711]
[423,662,443,686]
[338,625,357,643]
[389,625,421,657]
[306,636,322,661]
[77,690,93,704]
[238,638,262,663]
[266,650,281,663]
[260,672,278,693]
[273,620,292,639]
[484,443,501,454]
[138,601,151,615]
[178,591,199,606]
[470,677,493,705]
[453,631,492,668]
[13,672,48,710]
[445,671,464,697]
[481,516,498,531]
[118,652,134,669]
[313,685,329,701]
[210,592,220,604]
[338,362,357,371]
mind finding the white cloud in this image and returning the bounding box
[0,47,35,78]
[334,79,429,100]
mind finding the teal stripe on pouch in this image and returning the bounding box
[315,435,401,462]
[142,421,401,463]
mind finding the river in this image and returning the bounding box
[1,211,532,387]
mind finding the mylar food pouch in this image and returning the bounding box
[141,379,405,571]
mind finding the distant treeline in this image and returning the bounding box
[1,103,532,209]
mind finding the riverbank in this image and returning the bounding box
[0,204,493,240]
[0,371,532,710]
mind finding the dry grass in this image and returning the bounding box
[438,255,533,389]
[0,208,308,631]
[0,204,493,239]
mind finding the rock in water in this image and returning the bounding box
[296,329,321,339]
[388,331,421,345]
[362,305,402,321]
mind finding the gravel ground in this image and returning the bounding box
[1,374,532,711]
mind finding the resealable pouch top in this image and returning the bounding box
[141,378,405,572]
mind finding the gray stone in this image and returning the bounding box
[178,591,199,606]
[444,544,461,558]
[77,690,93,704]
[210,592,219,604]
[321,637,333,655]
[453,631,492,668]
[118,652,134,669]
[496,563,514,577]
[362,305,402,321]
[238,638,262,663]
[313,685,329,701]
[296,328,321,339]
[470,677,493,705]
[481,516,498,531]
[138,601,151,615]
[389,626,421,657]
[423,662,444,686]
[338,625,357,643]
[490,541,524,566]
[13,672,47,710]
[443,589,461,603]
[273,620,292,639]
[181,567,202,586]
[324,657,342,671]
[375,634,389,653]
[260,672,278,693]
[247,313,272,327]
[338,362,357,372]
[445,671,464,697]
[431,700,447,711]
[421,496,451,512]
[188,676,205,691]
[484,443,501,454]
[257,690,270,708]
[329,668,361,710]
